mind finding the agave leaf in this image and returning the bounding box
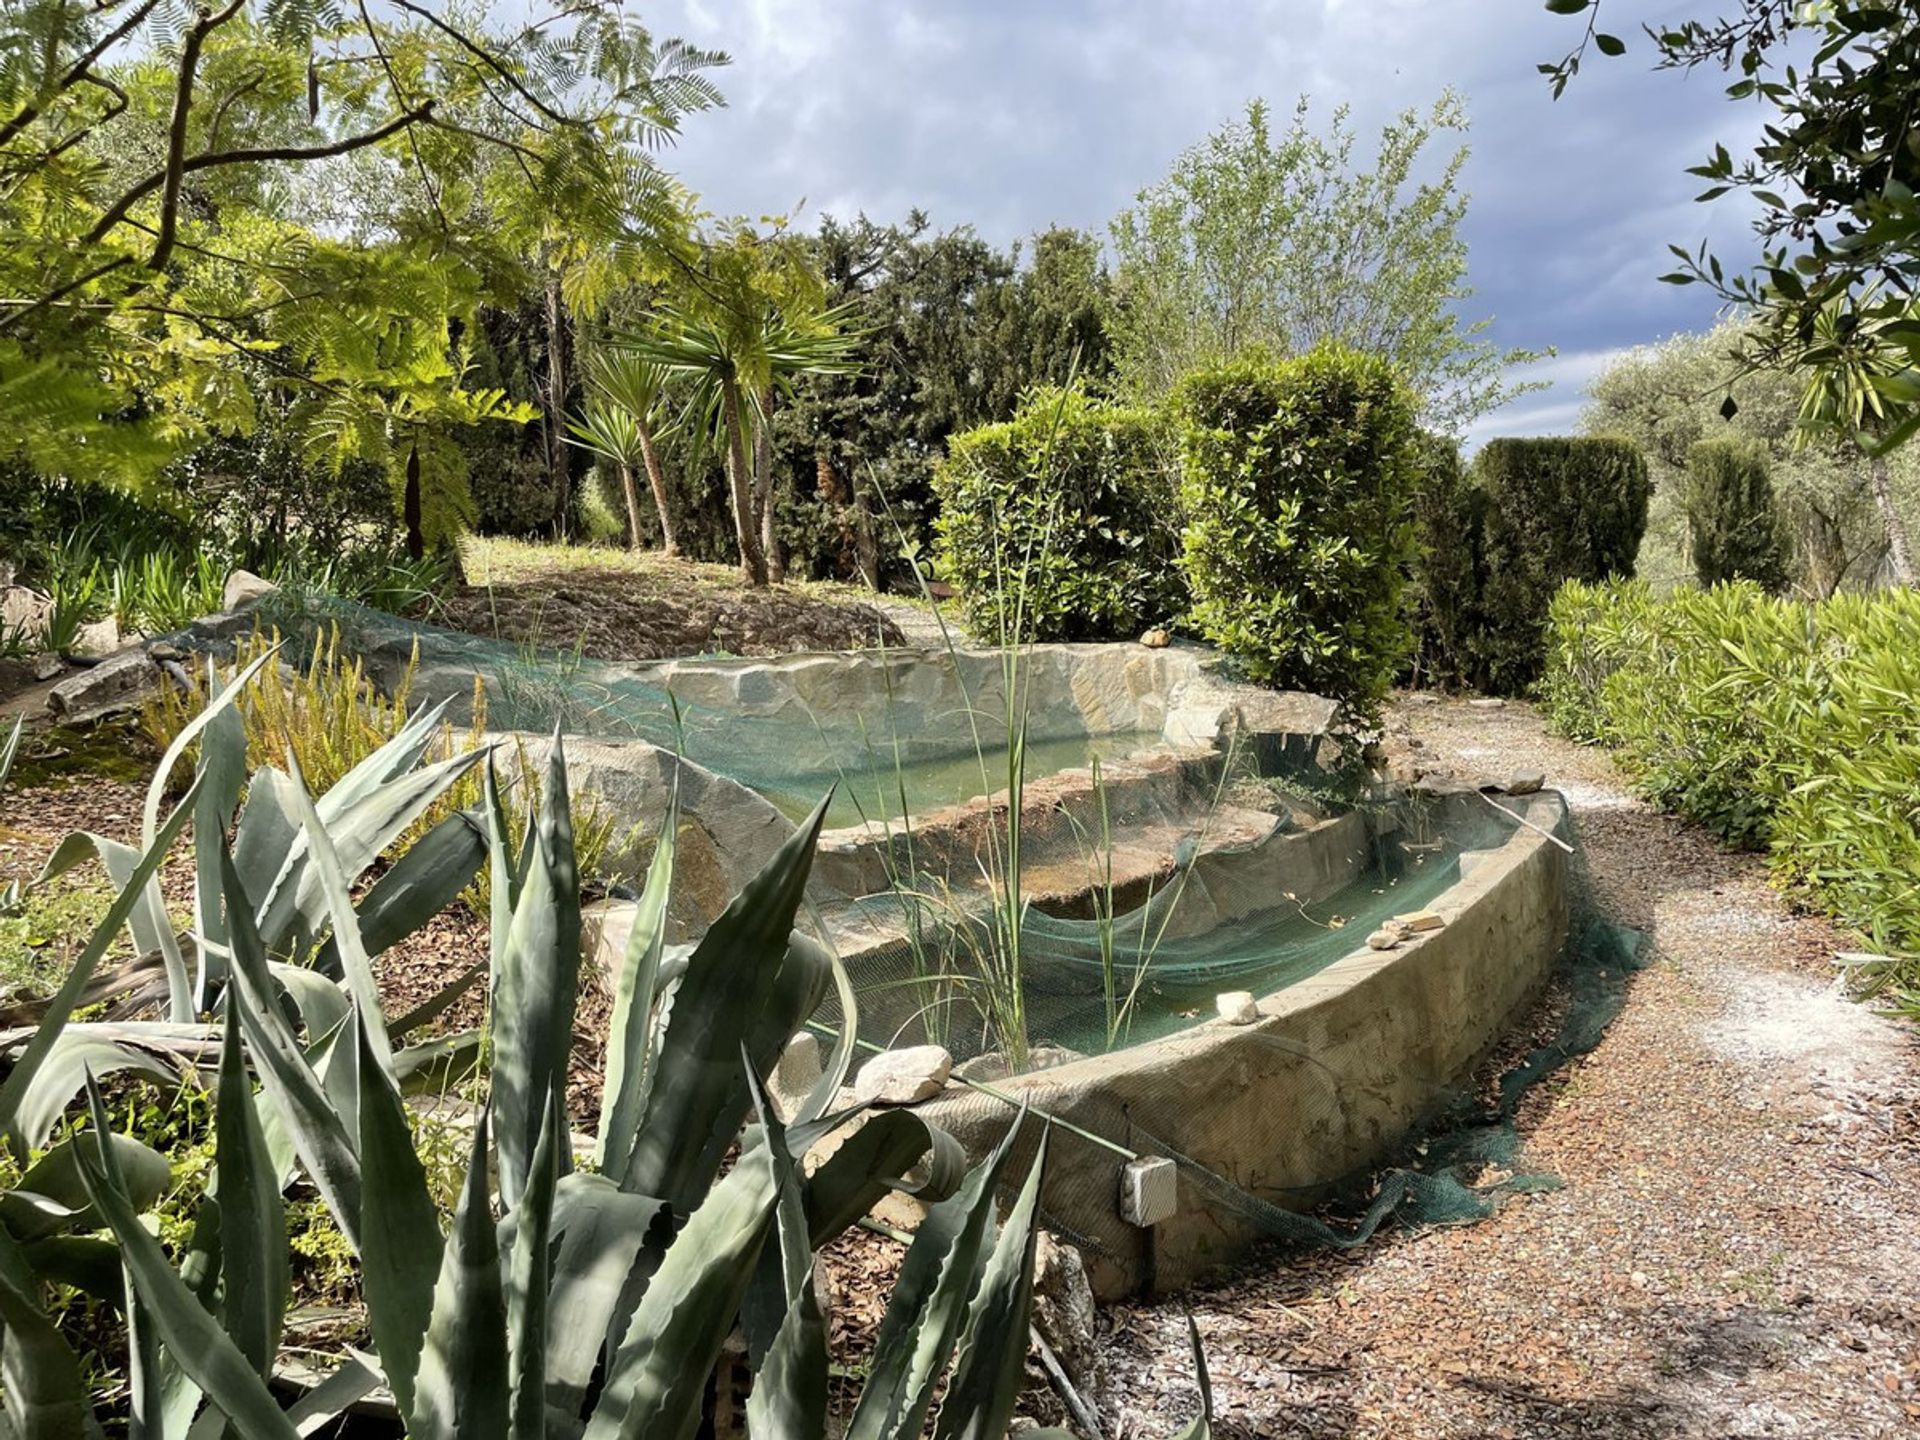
[799,1108,966,1250]
[0,1132,170,1243]
[408,1109,510,1440]
[506,1095,560,1440]
[619,797,832,1209]
[5,1030,183,1154]
[0,1226,91,1440]
[283,1351,384,1434]
[37,831,192,1025]
[255,745,485,955]
[220,843,363,1249]
[793,938,860,1125]
[843,1113,1027,1440]
[0,714,21,791]
[0,773,202,1152]
[581,1131,778,1440]
[353,1010,443,1420]
[215,1003,288,1377]
[491,740,580,1212]
[263,963,350,1045]
[1169,1313,1213,1440]
[17,1235,123,1304]
[75,1077,301,1440]
[315,811,488,982]
[595,785,678,1183]
[189,664,250,1013]
[481,756,519,970]
[140,645,278,850]
[542,1174,671,1434]
[284,752,392,1077]
[743,1063,827,1437]
[930,1131,1049,1440]
[230,766,301,926]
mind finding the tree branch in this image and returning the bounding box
[84,100,436,247]
[0,0,163,151]
[150,0,247,272]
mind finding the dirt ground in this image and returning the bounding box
[1093,694,1920,1439]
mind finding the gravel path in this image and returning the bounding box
[1095,694,1920,1439]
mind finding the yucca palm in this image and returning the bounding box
[569,354,682,555]
[622,277,864,586]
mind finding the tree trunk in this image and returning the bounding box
[1869,449,1916,586]
[544,274,572,539]
[756,385,783,583]
[616,458,646,553]
[637,425,680,558]
[721,379,766,586]
[851,467,881,591]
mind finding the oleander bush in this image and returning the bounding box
[933,384,1184,641]
[1173,346,1421,716]
[1545,577,1920,1008]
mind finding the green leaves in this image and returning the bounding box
[408,1110,510,1440]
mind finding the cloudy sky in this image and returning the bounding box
[643,0,1761,443]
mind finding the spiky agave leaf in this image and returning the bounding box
[408,1109,510,1440]
[595,781,678,1183]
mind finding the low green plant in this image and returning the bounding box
[1545,577,1920,1008]
[1173,346,1421,718]
[933,384,1183,642]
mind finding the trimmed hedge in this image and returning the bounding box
[1545,578,1920,1006]
[1685,438,1789,590]
[1411,436,1651,694]
[1173,347,1420,716]
[1405,434,1486,688]
[932,386,1183,642]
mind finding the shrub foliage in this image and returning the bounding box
[1685,438,1791,590]
[1545,578,1920,1007]
[933,386,1184,641]
[1173,347,1420,714]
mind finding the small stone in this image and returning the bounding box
[1138,627,1171,649]
[1215,990,1259,1025]
[1367,927,1401,951]
[30,652,63,681]
[771,1031,822,1115]
[1506,769,1546,796]
[852,1044,951,1106]
[1394,909,1445,933]
[1468,697,1505,710]
[70,616,120,657]
[222,569,277,611]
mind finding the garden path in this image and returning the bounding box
[1094,694,1920,1439]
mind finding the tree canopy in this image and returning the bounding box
[1107,93,1543,434]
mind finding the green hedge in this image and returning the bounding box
[1471,437,1651,695]
[932,386,1183,641]
[1685,438,1789,590]
[1405,434,1486,688]
[1545,578,1920,1007]
[1173,347,1420,716]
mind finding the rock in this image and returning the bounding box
[222,569,277,611]
[45,646,163,721]
[771,1031,822,1116]
[1413,772,1474,797]
[1468,697,1505,710]
[1506,769,1546,796]
[1215,990,1260,1025]
[70,617,120,657]
[1367,927,1401,951]
[1032,1231,1101,1389]
[852,1044,951,1106]
[0,584,50,643]
[31,652,62,682]
[1393,909,1445,932]
[1138,627,1171,649]
[1119,1155,1178,1227]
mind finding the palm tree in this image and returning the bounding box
[621,241,863,585]
[569,353,682,556]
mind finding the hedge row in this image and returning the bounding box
[1544,578,1920,1007]
[932,347,1419,717]
[1412,437,1652,695]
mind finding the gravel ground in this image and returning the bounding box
[1093,694,1920,1439]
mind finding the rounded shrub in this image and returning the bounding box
[1172,346,1420,716]
[932,385,1183,642]
[1685,437,1790,590]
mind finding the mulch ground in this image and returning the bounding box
[1092,694,1920,1440]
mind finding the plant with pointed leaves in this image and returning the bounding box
[568,353,681,555]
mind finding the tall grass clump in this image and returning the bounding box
[1545,577,1920,1008]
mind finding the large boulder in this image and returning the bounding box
[222,569,277,611]
[46,646,165,722]
[0,584,50,645]
[851,1045,952,1106]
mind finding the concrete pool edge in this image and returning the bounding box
[885,788,1572,1300]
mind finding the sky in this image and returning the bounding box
[637,0,1766,445]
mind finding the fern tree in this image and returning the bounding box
[0,0,723,554]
